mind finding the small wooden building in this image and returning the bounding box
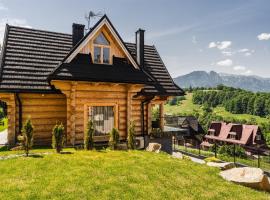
[0,15,183,146]
[201,122,268,153]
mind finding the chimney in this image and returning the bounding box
[72,23,85,46]
[135,29,145,67]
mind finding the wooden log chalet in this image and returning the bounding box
[0,15,184,146]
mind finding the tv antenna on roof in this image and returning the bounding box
[85,11,102,31]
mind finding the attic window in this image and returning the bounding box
[93,32,111,64]
[94,32,110,45]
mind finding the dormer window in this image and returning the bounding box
[228,132,237,140]
[93,32,111,64]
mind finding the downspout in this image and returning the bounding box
[141,95,154,148]
[15,93,22,143]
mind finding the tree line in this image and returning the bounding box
[192,85,270,118]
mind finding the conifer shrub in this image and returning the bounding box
[109,128,119,150]
[127,121,135,150]
[84,120,95,150]
[52,123,65,153]
[19,118,34,156]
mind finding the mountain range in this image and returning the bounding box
[173,71,270,92]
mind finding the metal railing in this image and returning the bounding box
[173,137,270,172]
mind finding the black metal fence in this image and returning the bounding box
[173,137,270,172]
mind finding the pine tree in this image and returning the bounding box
[52,123,65,153]
[127,121,135,150]
[20,118,34,156]
[84,120,95,150]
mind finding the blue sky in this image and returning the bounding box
[1,0,270,78]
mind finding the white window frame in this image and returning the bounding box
[92,33,111,65]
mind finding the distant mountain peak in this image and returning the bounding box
[174,71,270,92]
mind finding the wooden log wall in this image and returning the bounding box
[52,81,144,145]
[17,93,67,146]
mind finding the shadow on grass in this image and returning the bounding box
[0,146,9,152]
[60,151,73,154]
[28,154,44,158]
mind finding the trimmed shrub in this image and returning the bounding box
[19,118,34,156]
[52,123,65,153]
[109,128,119,150]
[205,156,222,163]
[127,121,135,150]
[84,120,95,150]
[218,145,246,158]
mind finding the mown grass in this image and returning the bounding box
[0,149,269,200]
[165,93,200,116]
[165,93,268,124]
[0,118,8,132]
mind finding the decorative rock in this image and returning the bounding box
[146,143,161,153]
[220,167,270,192]
[207,162,235,170]
[172,152,183,159]
[190,157,206,164]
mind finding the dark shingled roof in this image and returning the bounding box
[0,24,183,96]
[0,25,72,93]
[125,43,183,96]
[49,53,153,84]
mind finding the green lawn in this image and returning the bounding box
[0,149,269,199]
[0,118,8,132]
[165,93,201,116]
[165,93,268,124]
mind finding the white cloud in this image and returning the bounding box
[208,41,232,50]
[208,42,216,48]
[0,18,31,44]
[244,52,251,56]
[222,51,233,56]
[216,59,233,67]
[0,1,7,11]
[243,70,252,75]
[218,41,232,50]
[192,36,197,44]
[233,65,246,71]
[238,48,249,53]
[237,48,254,56]
[257,33,270,41]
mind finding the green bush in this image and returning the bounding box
[109,128,119,150]
[218,145,246,158]
[127,121,135,150]
[84,120,95,150]
[52,123,65,153]
[0,107,4,120]
[19,118,34,156]
[204,156,222,163]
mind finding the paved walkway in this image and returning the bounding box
[0,129,8,145]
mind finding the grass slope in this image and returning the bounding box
[165,93,268,124]
[0,149,268,200]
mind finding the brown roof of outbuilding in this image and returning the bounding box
[204,122,264,146]
[0,23,183,96]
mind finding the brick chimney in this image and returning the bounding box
[72,23,85,46]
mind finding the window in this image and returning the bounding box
[94,46,101,63]
[88,106,114,135]
[93,32,111,64]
